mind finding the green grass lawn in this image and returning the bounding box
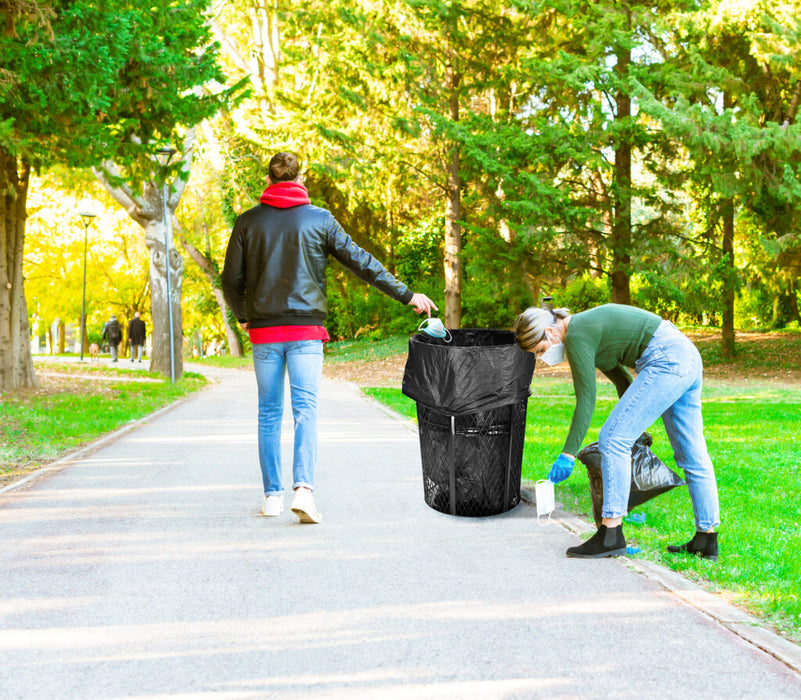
[1,364,207,482]
[364,379,801,643]
[187,354,253,369]
[324,335,410,363]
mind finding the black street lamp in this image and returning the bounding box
[156,146,177,383]
[78,212,96,362]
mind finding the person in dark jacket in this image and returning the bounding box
[514,303,720,560]
[128,312,147,363]
[102,314,122,362]
[222,152,437,523]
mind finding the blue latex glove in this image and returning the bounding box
[548,453,575,483]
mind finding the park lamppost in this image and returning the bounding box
[156,146,177,383]
[78,212,96,362]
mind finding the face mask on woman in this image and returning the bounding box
[539,329,566,366]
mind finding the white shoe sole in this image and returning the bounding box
[291,505,321,524]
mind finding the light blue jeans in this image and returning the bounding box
[598,321,720,530]
[252,340,323,496]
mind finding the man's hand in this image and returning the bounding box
[408,293,438,317]
[240,321,250,330]
[548,453,575,483]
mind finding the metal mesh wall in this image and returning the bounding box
[416,398,528,517]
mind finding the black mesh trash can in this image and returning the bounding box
[402,329,536,517]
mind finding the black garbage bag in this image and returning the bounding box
[402,329,536,415]
[577,433,686,527]
[402,329,536,516]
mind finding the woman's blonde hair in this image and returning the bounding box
[514,306,571,352]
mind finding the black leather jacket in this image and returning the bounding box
[222,203,412,328]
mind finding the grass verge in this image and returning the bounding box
[187,355,253,369]
[362,379,801,644]
[1,363,208,486]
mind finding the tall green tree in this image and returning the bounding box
[1,0,228,391]
[521,0,695,306]
[638,0,801,354]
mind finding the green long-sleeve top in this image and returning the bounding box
[562,304,662,456]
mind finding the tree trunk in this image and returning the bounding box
[721,199,736,358]
[443,66,462,329]
[92,178,185,379]
[94,138,195,381]
[611,26,632,305]
[177,233,244,357]
[145,218,184,378]
[0,149,37,392]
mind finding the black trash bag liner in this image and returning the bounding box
[417,400,528,517]
[402,329,536,415]
[577,433,686,527]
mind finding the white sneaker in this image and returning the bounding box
[261,494,284,517]
[290,488,322,524]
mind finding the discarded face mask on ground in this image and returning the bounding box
[418,317,452,342]
[534,479,555,525]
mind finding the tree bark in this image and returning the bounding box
[0,149,37,392]
[721,199,736,358]
[443,66,462,329]
[611,41,632,306]
[720,89,737,359]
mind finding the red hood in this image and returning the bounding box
[259,182,311,208]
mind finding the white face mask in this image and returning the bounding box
[539,342,566,366]
[535,479,555,525]
[538,328,566,366]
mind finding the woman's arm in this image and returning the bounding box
[562,341,598,456]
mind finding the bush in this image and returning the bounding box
[554,274,610,312]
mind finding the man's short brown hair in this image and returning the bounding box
[269,152,300,182]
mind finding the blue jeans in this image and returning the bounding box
[252,340,323,495]
[598,321,720,530]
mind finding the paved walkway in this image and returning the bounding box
[1,366,800,699]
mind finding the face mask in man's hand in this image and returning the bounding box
[418,317,452,342]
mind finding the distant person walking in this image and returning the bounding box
[102,314,122,362]
[222,151,437,524]
[128,312,146,363]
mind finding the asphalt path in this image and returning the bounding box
[1,365,800,699]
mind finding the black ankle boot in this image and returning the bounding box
[667,531,718,561]
[566,525,626,558]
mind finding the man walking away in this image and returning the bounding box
[222,152,437,524]
[128,312,147,363]
[102,314,122,362]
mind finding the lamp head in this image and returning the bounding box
[79,212,96,226]
[156,146,177,167]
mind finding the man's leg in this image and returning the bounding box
[286,340,323,523]
[286,340,323,491]
[252,343,287,496]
